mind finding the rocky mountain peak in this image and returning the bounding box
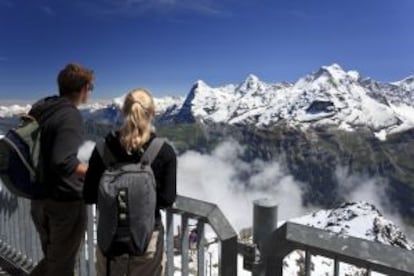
[393,75,414,91]
[279,201,414,275]
[292,201,413,250]
[306,63,359,85]
[236,74,263,94]
[320,63,345,74]
[193,79,210,90]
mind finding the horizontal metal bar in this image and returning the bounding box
[168,195,237,242]
[167,195,238,276]
[267,222,414,276]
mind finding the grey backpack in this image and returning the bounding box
[96,137,165,256]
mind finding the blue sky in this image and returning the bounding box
[0,0,413,101]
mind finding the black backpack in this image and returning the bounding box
[0,99,70,199]
[0,114,47,199]
[95,137,166,256]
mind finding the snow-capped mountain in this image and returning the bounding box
[175,64,414,139]
[111,94,183,115]
[291,201,413,250]
[0,104,31,118]
[80,94,184,130]
[236,201,413,276]
[0,96,184,129]
[284,202,413,275]
[2,64,414,140]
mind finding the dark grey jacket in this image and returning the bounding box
[29,95,84,201]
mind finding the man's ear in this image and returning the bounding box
[81,84,89,93]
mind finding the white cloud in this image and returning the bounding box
[335,166,388,206]
[75,138,413,239]
[335,166,408,231]
[177,140,306,230]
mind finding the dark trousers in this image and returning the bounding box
[30,199,87,276]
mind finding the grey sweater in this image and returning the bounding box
[29,95,84,201]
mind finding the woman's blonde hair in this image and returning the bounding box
[119,88,155,152]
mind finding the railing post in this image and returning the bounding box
[166,211,174,276]
[252,198,278,276]
[180,215,189,276]
[196,221,205,276]
[304,249,311,276]
[334,257,340,276]
[86,205,95,276]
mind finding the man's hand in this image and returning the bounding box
[74,163,88,177]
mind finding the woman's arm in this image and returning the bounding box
[83,147,106,204]
[155,143,177,208]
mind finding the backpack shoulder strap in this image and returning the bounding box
[95,138,117,168]
[141,138,166,165]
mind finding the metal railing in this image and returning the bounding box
[165,195,238,276]
[1,180,414,276]
[240,200,414,276]
[0,182,96,275]
[0,181,238,276]
[0,185,40,274]
[266,222,414,276]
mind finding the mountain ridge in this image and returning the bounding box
[2,63,414,142]
[169,64,414,140]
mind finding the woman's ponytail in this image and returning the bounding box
[119,88,155,152]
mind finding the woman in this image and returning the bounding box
[84,88,177,276]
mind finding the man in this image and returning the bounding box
[29,63,94,276]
